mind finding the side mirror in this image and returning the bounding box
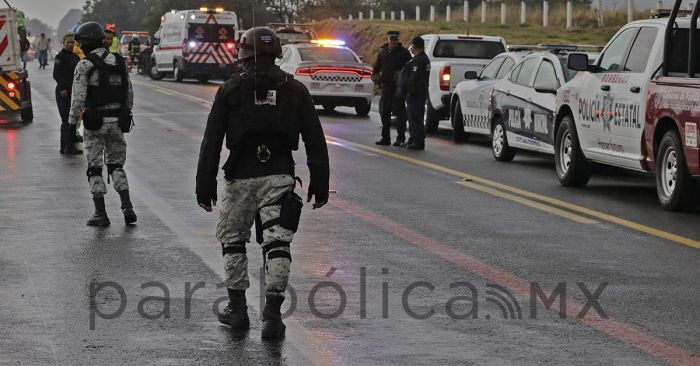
[567,53,589,72]
[464,71,478,80]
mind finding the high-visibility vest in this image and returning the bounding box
[109,37,119,53]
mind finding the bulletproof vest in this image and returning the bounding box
[85,52,128,109]
[226,70,300,152]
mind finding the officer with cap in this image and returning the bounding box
[403,36,431,150]
[372,31,411,146]
[69,21,136,226]
[196,27,330,339]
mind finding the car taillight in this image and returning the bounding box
[359,69,372,78]
[296,67,313,76]
[7,82,15,90]
[439,66,451,91]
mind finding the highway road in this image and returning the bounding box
[1,63,699,365]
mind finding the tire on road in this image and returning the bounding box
[555,115,591,187]
[656,130,700,211]
[355,100,371,116]
[322,104,335,112]
[491,117,515,162]
[21,107,33,122]
[451,100,468,143]
[149,62,165,80]
[425,99,440,134]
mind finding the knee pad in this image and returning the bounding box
[86,166,103,179]
[222,241,246,257]
[264,240,291,262]
[106,163,123,175]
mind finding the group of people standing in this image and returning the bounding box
[373,31,430,150]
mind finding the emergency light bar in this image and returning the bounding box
[311,39,345,47]
[199,7,224,13]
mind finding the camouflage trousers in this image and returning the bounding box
[84,121,129,198]
[217,174,296,296]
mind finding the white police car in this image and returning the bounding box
[276,40,374,116]
[489,46,598,161]
[449,51,526,142]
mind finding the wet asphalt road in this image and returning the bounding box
[1,62,699,366]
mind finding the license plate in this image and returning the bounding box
[332,83,347,92]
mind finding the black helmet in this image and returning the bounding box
[74,21,106,43]
[237,27,282,60]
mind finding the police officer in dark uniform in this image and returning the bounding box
[404,36,431,150]
[53,33,82,155]
[373,31,412,146]
[196,27,329,339]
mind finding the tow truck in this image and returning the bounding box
[554,1,700,211]
[0,3,32,122]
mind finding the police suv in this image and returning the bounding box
[554,5,700,210]
[277,40,373,116]
[150,7,238,83]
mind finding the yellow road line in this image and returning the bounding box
[327,136,700,250]
[456,181,599,224]
[133,79,700,249]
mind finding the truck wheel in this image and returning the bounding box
[21,107,34,122]
[173,63,184,82]
[355,100,371,116]
[451,100,468,143]
[656,130,699,211]
[425,100,440,134]
[555,115,591,187]
[491,117,515,161]
[149,62,165,80]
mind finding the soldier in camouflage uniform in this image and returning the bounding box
[69,22,136,227]
[197,27,329,339]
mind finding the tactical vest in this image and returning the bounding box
[85,52,128,110]
[225,70,300,153]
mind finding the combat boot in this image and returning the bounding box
[87,197,110,227]
[118,190,137,224]
[261,293,286,339]
[218,289,250,329]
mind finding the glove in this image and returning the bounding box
[197,194,217,211]
[307,184,328,209]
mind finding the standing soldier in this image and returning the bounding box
[69,22,136,227]
[53,33,82,155]
[372,31,411,146]
[404,37,431,150]
[196,27,329,339]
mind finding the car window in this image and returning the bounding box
[509,63,523,83]
[515,57,539,86]
[598,27,638,72]
[298,47,358,63]
[480,57,505,80]
[496,57,516,79]
[624,27,658,72]
[432,40,506,59]
[533,59,559,90]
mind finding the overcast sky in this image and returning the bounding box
[18,0,85,28]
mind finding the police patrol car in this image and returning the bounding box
[489,46,598,161]
[450,51,526,142]
[150,7,238,83]
[555,4,700,210]
[276,40,373,116]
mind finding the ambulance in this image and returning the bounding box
[150,7,239,83]
[0,6,32,122]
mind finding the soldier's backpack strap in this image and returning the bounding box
[85,51,109,80]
